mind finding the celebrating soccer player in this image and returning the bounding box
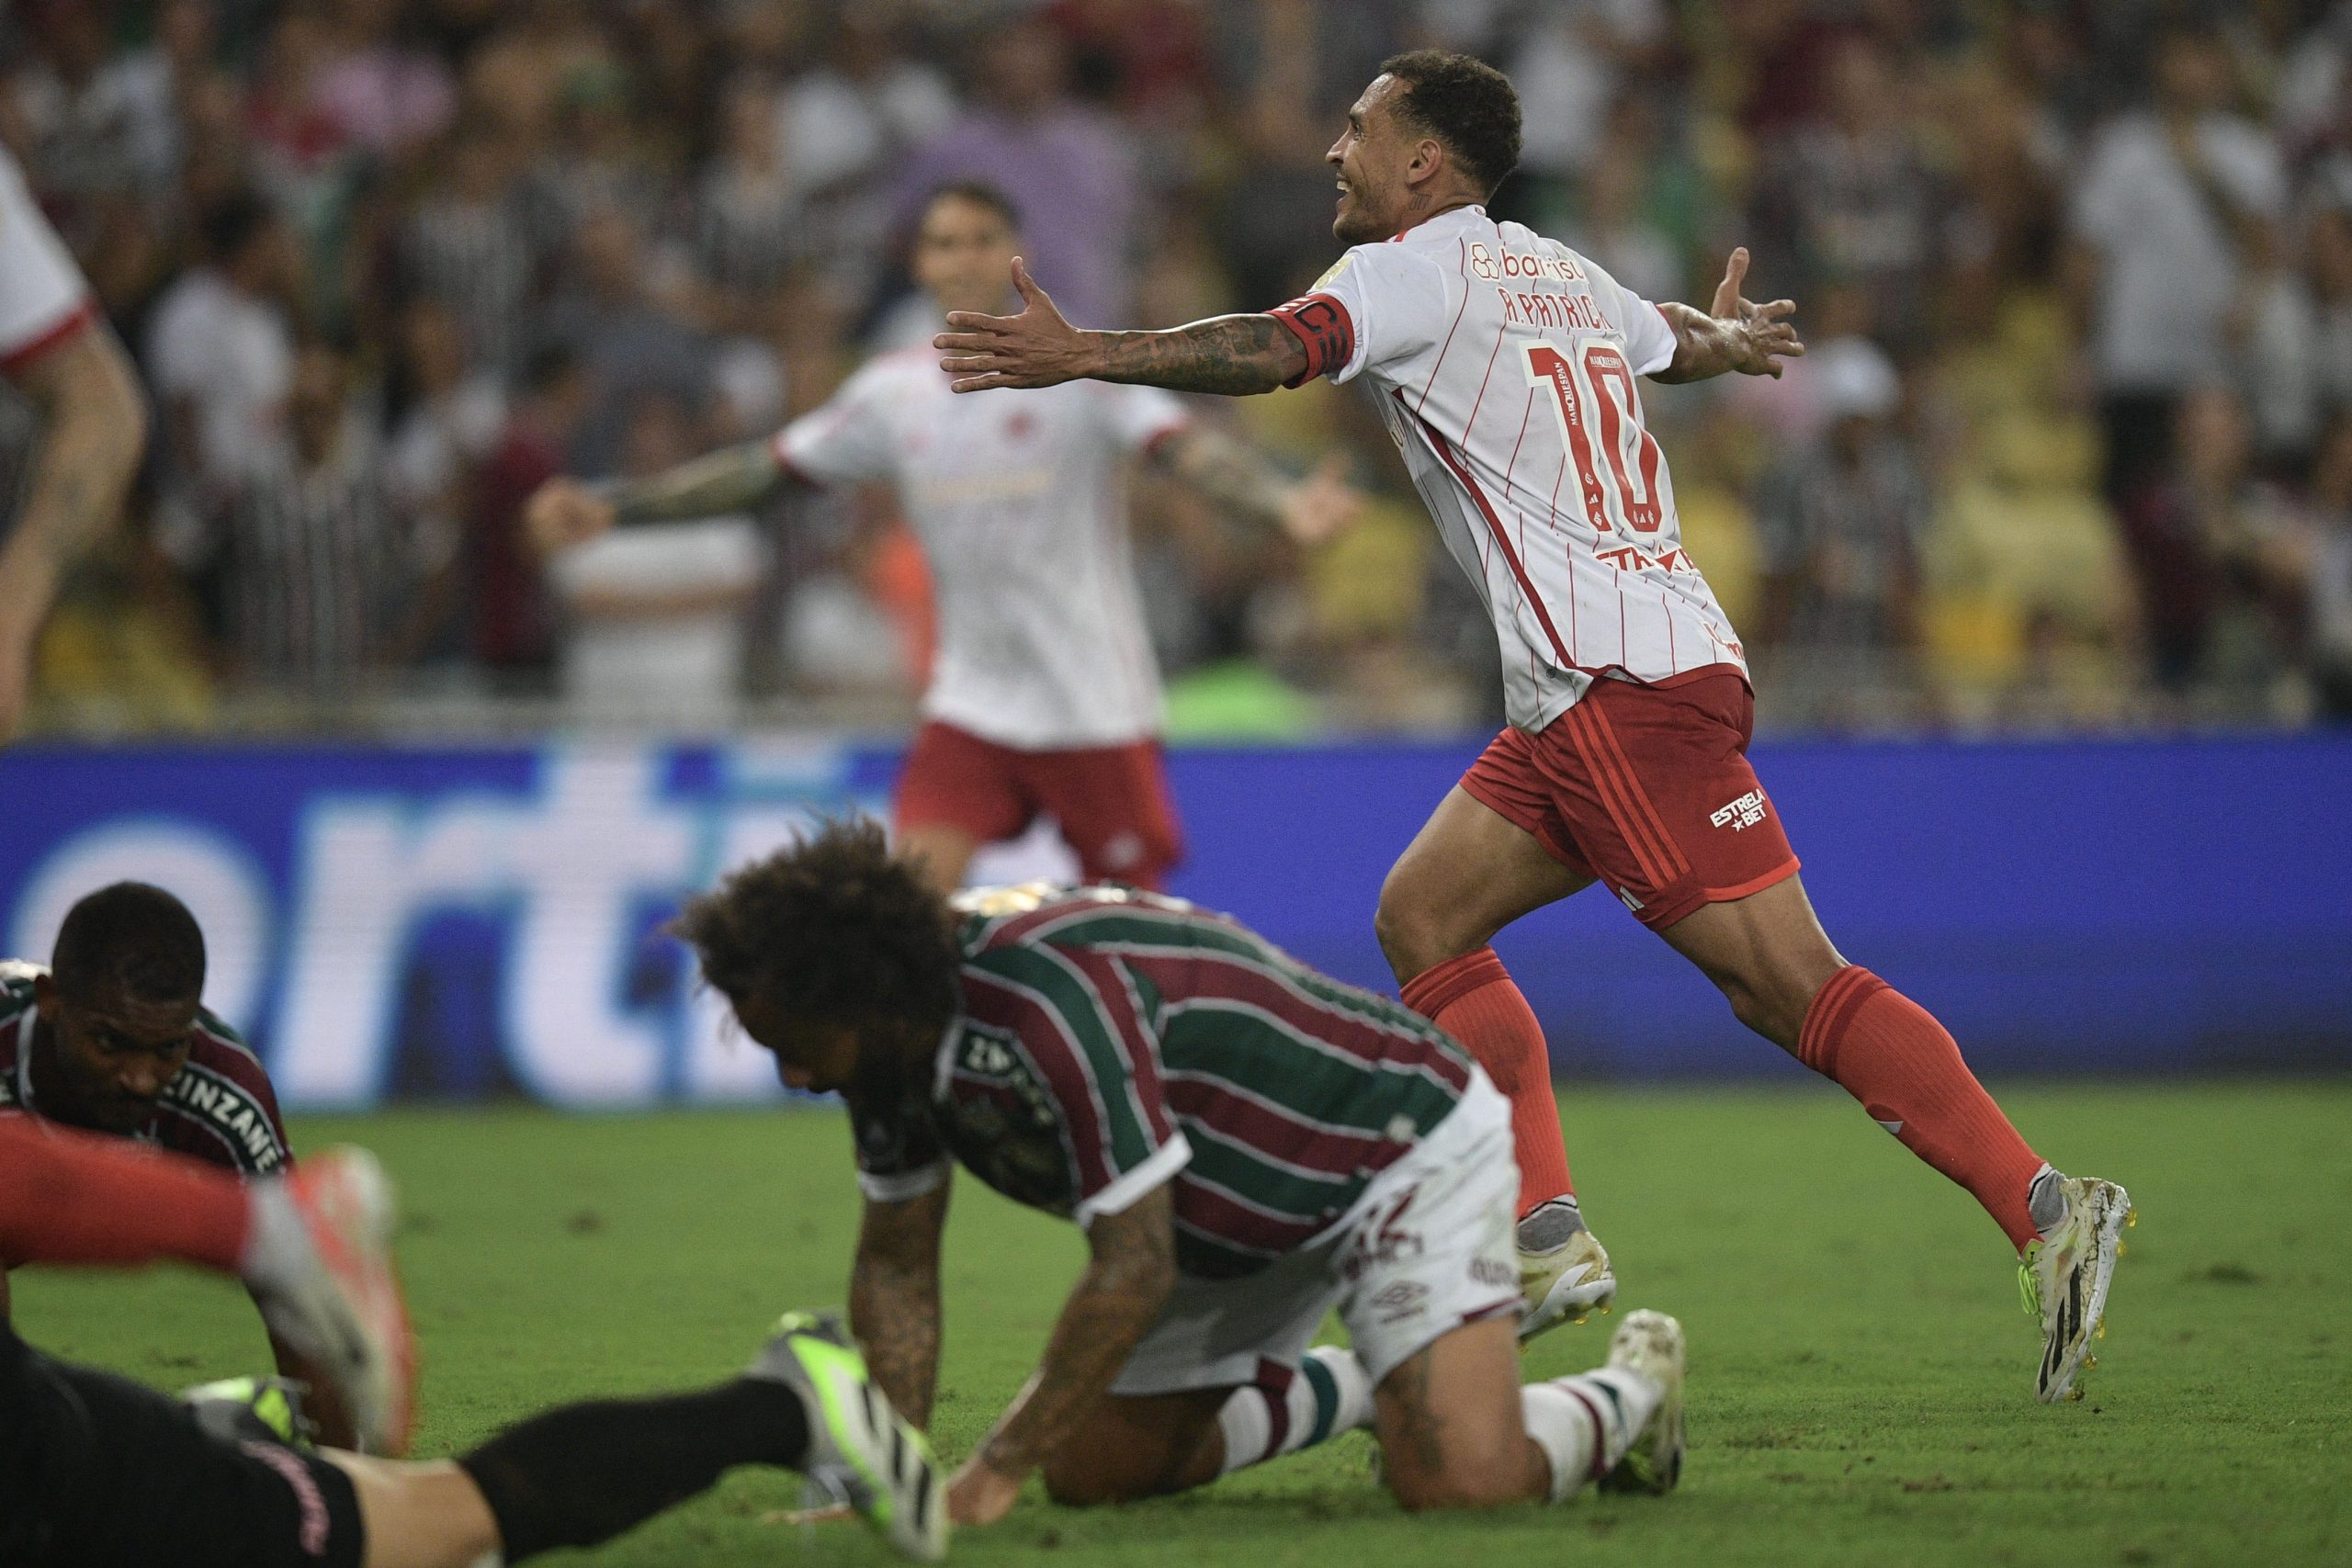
[526,180,1360,895]
[0,1118,946,1566]
[932,51,2131,1401]
[672,820,1690,1527]
[0,882,385,1437]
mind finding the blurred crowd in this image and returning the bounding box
[6,0,2352,737]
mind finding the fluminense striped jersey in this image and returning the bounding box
[849,886,1479,1279]
[0,962,291,1177]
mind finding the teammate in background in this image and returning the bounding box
[0,1117,947,1566]
[526,181,1360,894]
[671,821,1689,1528]
[933,51,2132,1401]
[0,145,150,739]
[0,883,366,1432]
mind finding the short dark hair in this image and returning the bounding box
[51,883,206,1005]
[669,818,960,1038]
[922,180,1023,233]
[1377,50,1522,196]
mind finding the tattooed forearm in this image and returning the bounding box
[1651,301,1742,384]
[977,1187,1176,1475]
[605,440,788,525]
[1156,427,1290,525]
[849,1183,950,1427]
[1088,315,1307,398]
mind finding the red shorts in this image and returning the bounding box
[1460,671,1799,931]
[894,720,1184,889]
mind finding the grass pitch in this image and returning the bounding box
[15,1082,2348,1567]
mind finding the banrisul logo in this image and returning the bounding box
[1710,790,1769,832]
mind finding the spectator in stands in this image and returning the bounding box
[146,190,301,507]
[397,116,536,380]
[2066,22,2288,513]
[1752,337,1930,728]
[464,345,585,690]
[893,16,1138,326]
[2310,413,2352,718]
[218,341,428,692]
[540,204,712,478]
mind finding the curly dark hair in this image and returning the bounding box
[1378,50,1522,197]
[668,818,961,1039]
[51,882,206,1005]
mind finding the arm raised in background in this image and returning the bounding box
[0,326,149,739]
[1151,428,1363,546]
[946,1183,1176,1526]
[1651,247,1806,385]
[521,440,798,554]
[849,1178,952,1430]
[935,259,1308,398]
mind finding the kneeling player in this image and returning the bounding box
[0,1117,945,1566]
[671,821,1688,1525]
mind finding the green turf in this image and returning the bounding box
[15,1083,2349,1566]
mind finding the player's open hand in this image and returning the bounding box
[1710,248,1804,378]
[946,1452,1025,1526]
[1278,454,1365,547]
[523,478,616,554]
[935,259,1095,392]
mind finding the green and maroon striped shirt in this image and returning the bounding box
[849,885,1478,1279]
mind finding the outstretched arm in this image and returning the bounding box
[1651,247,1806,384]
[524,439,797,553]
[946,1184,1176,1525]
[1152,428,1362,545]
[937,259,1307,397]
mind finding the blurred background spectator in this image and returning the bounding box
[4,0,2352,740]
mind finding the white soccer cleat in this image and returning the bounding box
[750,1313,946,1562]
[2020,1175,2134,1404]
[249,1146,417,1456]
[1517,1203,1617,1343]
[1597,1309,1685,1495]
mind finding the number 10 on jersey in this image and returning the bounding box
[1522,342,1664,535]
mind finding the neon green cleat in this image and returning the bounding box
[2019,1177,2134,1404]
[183,1375,314,1449]
[749,1313,946,1561]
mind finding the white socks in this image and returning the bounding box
[1216,1347,1376,1474]
[1520,1368,1660,1503]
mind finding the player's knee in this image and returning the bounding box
[1039,1451,1141,1507]
[1374,878,1457,981]
[1385,1461,1525,1512]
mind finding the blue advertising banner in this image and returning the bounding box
[2,732,2346,1109]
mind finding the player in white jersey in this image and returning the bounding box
[0,145,148,739]
[933,50,2132,1404]
[528,183,1355,893]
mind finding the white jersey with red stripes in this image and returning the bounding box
[0,146,96,377]
[775,347,1189,750]
[1271,204,1746,733]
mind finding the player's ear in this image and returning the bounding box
[30,972,60,1019]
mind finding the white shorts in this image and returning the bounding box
[0,149,92,375]
[1111,1070,1520,1395]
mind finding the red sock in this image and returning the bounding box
[0,1117,252,1273]
[1402,948,1573,1216]
[1796,967,2045,1249]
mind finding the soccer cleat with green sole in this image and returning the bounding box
[749,1313,947,1561]
[2018,1177,2134,1404]
[1597,1309,1685,1495]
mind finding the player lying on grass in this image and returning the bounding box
[0,881,379,1443]
[526,180,1360,897]
[0,1115,947,1566]
[670,818,1689,1529]
[932,48,2132,1402]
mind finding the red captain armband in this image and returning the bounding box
[1268,292,1355,388]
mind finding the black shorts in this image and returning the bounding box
[0,1320,365,1568]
